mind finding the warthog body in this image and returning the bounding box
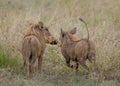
[22,22,57,76]
[59,19,96,73]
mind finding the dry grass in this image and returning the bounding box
[0,0,120,86]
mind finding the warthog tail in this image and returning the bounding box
[79,18,90,58]
[79,18,89,41]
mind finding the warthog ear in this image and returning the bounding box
[70,27,77,34]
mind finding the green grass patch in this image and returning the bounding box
[0,46,24,75]
[0,46,21,69]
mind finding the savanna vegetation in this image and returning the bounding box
[0,0,120,86]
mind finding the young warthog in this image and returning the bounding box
[22,22,57,76]
[59,18,96,73]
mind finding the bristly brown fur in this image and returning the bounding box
[22,21,57,77]
[59,27,96,74]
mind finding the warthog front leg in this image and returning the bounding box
[74,58,79,73]
[75,62,79,73]
[65,57,73,68]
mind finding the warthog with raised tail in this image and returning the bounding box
[59,18,96,73]
[22,22,57,76]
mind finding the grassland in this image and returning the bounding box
[0,0,120,86]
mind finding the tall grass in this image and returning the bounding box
[0,46,23,75]
[0,46,17,67]
[0,0,120,85]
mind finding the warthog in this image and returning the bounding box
[22,22,57,76]
[59,18,96,73]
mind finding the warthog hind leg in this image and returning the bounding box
[27,55,37,77]
[88,56,98,73]
[38,57,42,73]
[38,52,44,73]
[79,61,89,74]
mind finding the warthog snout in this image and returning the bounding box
[50,39,58,45]
[41,27,58,45]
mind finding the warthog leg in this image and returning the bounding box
[66,58,70,67]
[38,57,42,72]
[28,64,32,77]
[38,51,44,73]
[26,61,31,77]
[23,58,31,77]
[74,58,79,73]
[65,57,73,68]
[27,62,34,77]
[88,56,97,72]
[79,60,89,74]
[75,62,79,72]
[26,55,37,77]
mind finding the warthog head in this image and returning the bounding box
[38,22,58,45]
[59,27,79,46]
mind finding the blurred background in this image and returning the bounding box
[0,0,120,85]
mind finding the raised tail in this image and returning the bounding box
[79,18,89,41]
[79,18,90,60]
